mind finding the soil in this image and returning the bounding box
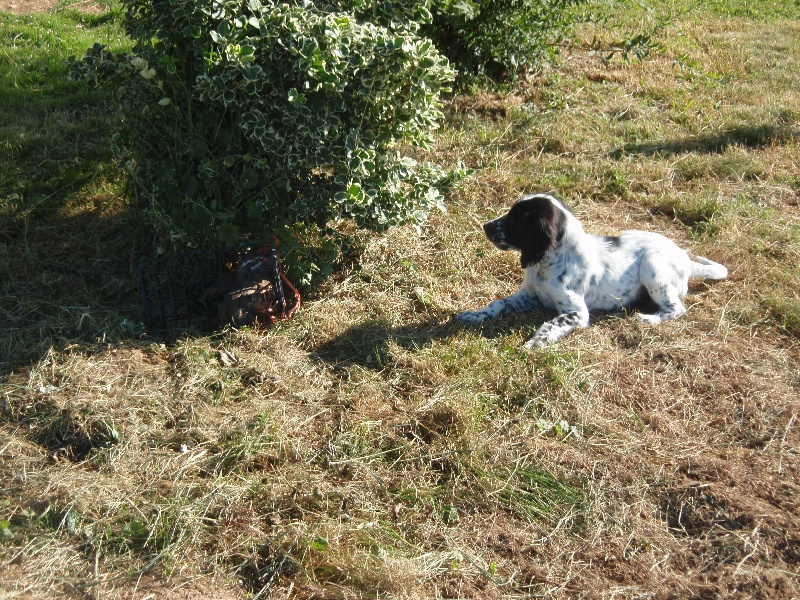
[0,0,105,14]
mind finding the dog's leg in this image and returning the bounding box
[458,289,541,324]
[524,294,589,349]
[636,294,686,324]
[637,254,688,324]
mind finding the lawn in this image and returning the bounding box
[1,1,798,598]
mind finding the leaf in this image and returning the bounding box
[217,223,239,247]
[310,538,329,551]
[239,44,256,63]
[243,80,261,95]
[347,183,363,201]
[0,520,12,539]
[217,349,237,367]
[79,0,455,254]
[287,88,305,104]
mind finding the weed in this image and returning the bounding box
[762,296,800,338]
[600,166,630,198]
[208,411,277,475]
[645,194,726,237]
[498,466,585,525]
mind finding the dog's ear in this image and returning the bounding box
[519,204,566,268]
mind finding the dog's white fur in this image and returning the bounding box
[458,193,728,349]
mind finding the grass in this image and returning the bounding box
[2,1,800,598]
[0,2,132,372]
[0,5,125,202]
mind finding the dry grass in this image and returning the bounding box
[2,3,800,599]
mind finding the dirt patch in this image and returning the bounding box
[102,575,244,600]
[0,0,105,14]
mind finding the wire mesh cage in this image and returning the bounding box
[136,242,300,331]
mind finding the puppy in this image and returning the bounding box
[458,193,728,348]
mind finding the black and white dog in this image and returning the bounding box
[458,193,728,349]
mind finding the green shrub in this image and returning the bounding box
[423,0,587,81]
[70,0,454,282]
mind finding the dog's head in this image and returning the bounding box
[483,194,570,268]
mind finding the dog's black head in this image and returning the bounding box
[483,194,569,268]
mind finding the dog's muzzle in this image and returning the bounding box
[483,218,513,250]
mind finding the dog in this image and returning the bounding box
[458,193,728,349]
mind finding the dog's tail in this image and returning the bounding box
[689,256,728,280]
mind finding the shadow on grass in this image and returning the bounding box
[312,316,461,368]
[608,124,799,159]
[0,75,119,216]
[311,297,676,367]
[311,309,575,368]
[0,10,145,375]
[0,207,142,376]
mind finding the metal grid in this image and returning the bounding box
[136,243,289,331]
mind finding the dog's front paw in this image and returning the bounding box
[523,322,560,349]
[635,312,662,325]
[523,336,550,350]
[457,310,488,325]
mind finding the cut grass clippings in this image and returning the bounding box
[2,1,800,598]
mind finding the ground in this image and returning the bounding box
[0,0,103,13]
[1,1,799,599]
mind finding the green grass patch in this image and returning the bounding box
[0,8,128,216]
[498,466,585,524]
[645,194,727,237]
[763,295,800,338]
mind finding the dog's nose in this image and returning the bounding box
[483,219,500,240]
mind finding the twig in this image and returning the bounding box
[778,413,796,475]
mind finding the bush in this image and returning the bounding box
[423,0,587,81]
[71,0,454,283]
